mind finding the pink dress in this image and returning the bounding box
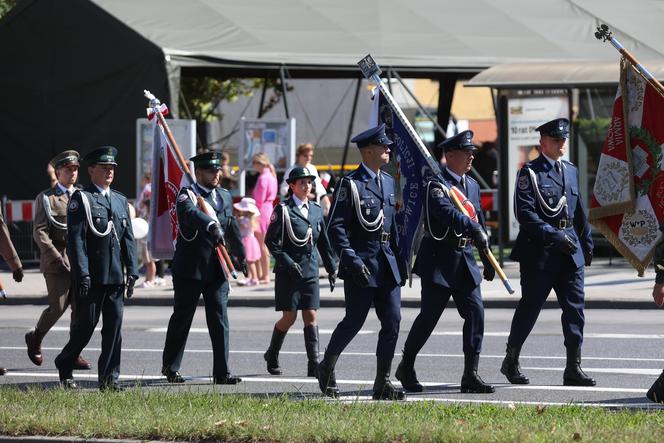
[252,169,278,234]
[238,216,261,262]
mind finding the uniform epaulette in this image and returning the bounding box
[311,201,321,208]
[113,190,127,199]
[217,187,231,196]
[466,175,478,186]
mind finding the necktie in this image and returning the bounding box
[554,161,561,175]
[460,176,467,195]
[301,203,308,219]
[375,172,382,193]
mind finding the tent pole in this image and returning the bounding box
[258,76,269,118]
[391,70,446,139]
[341,78,361,173]
[279,66,290,119]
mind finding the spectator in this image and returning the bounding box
[219,152,236,190]
[280,143,331,215]
[252,153,278,284]
[136,171,156,288]
[472,141,498,187]
[233,198,261,286]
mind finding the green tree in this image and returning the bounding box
[179,76,286,152]
[0,0,16,18]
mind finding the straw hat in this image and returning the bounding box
[233,197,260,215]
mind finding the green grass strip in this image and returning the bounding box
[1,386,664,442]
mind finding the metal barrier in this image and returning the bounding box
[1,196,40,264]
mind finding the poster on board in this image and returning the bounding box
[238,118,296,195]
[506,95,569,241]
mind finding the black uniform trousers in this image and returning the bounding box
[508,260,585,349]
[162,277,230,378]
[55,284,124,386]
[326,280,400,359]
[403,279,485,356]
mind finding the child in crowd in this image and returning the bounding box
[233,197,261,286]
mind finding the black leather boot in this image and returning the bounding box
[303,325,319,377]
[563,347,595,386]
[501,343,530,384]
[647,370,664,404]
[317,352,340,398]
[461,353,495,393]
[264,326,287,375]
[373,358,406,400]
[395,352,423,392]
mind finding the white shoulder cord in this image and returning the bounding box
[43,194,67,230]
[526,168,567,217]
[77,191,114,238]
[281,203,312,247]
[425,181,465,241]
[348,179,384,232]
[425,181,451,241]
[177,189,199,242]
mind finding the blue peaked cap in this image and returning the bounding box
[351,123,394,148]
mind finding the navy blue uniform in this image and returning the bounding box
[325,165,405,359]
[162,184,245,380]
[406,168,491,356]
[265,198,337,311]
[55,185,138,387]
[509,154,593,349]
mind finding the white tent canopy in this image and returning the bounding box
[92,0,664,75]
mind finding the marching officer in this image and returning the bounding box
[263,166,337,377]
[395,130,495,394]
[647,223,664,403]
[318,123,407,400]
[55,146,139,391]
[0,205,24,376]
[501,118,595,386]
[26,150,91,370]
[161,151,247,385]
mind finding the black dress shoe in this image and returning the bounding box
[60,378,78,389]
[395,360,423,393]
[460,373,495,394]
[162,367,185,383]
[0,367,7,376]
[214,375,242,385]
[372,380,406,401]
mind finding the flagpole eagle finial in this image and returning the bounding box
[595,24,612,42]
[144,89,161,108]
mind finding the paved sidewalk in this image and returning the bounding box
[0,257,658,309]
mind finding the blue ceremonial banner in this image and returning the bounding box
[370,88,434,275]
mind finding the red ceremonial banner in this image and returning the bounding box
[589,60,664,275]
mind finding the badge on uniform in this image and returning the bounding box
[68,200,78,212]
[337,186,347,202]
[270,211,278,223]
[431,187,444,199]
[518,174,530,190]
[178,193,188,202]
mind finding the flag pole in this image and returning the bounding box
[144,90,238,279]
[595,24,664,100]
[357,55,514,295]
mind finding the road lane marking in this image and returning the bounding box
[42,327,664,339]
[2,347,664,364]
